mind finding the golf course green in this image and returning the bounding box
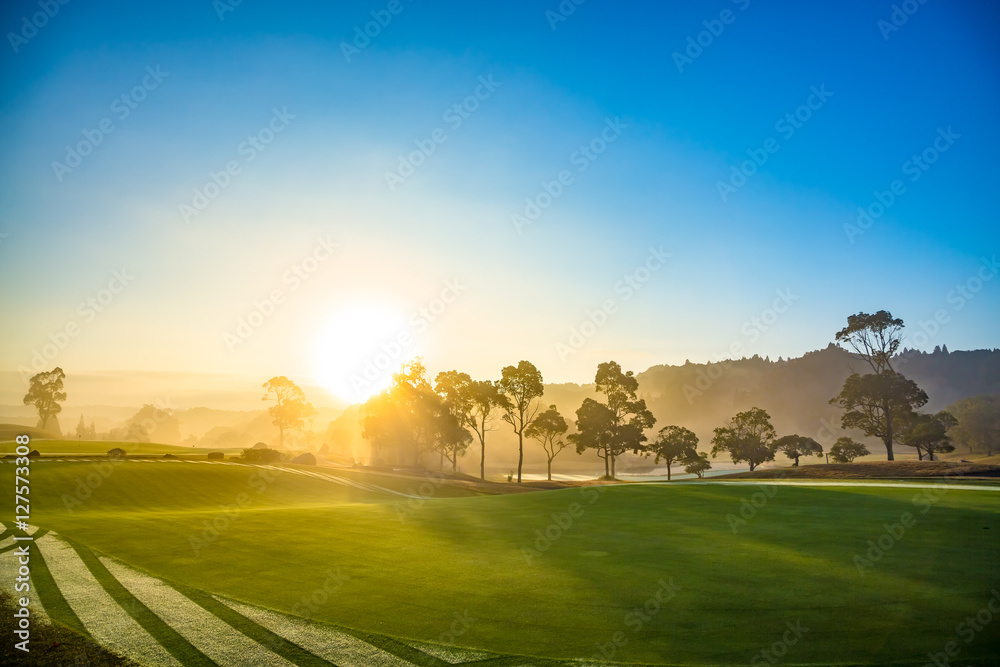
[5,459,999,665]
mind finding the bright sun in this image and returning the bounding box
[314,302,408,404]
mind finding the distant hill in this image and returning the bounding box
[0,424,61,442]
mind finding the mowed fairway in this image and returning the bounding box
[5,460,1000,665]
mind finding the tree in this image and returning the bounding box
[569,398,617,479]
[829,437,869,463]
[683,451,712,478]
[262,376,316,448]
[577,361,656,479]
[649,425,698,481]
[900,411,956,461]
[76,414,88,439]
[710,407,778,472]
[830,370,927,461]
[497,361,545,483]
[525,405,569,481]
[947,395,1000,456]
[835,310,904,373]
[774,434,823,467]
[23,367,66,431]
[467,380,506,480]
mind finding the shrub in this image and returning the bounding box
[241,447,282,463]
[207,452,225,460]
[107,447,126,459]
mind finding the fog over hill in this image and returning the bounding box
[5,345,995,471]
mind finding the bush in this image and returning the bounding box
[241,447,282,463]
[292,452,316,466]
[107,447,126,459]
[207,452,225,460]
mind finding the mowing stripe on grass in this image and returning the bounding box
[178,587,333,667]
[101,556,297,667]
[0,542,49,622]
[68,540,215,667]
[36,534,182,666]
[402,640,496,664]
[216,596,418,667]
[25,536,88,637]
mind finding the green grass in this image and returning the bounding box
[0,438,236,455]
[5,461,999,665]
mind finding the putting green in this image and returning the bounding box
[6,460,999,665]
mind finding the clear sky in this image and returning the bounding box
[1,0,998,404]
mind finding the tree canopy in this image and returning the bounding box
[830,370,927,461]
[829,437,869,463]
[23,367,66,430]
[649,425,699,480]
[774,434,823,466]
[525,405,570,480]
[497,360,545,483]
[710,407,777,472]
[262,376,316,447]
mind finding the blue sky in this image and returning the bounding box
[1,0,998,401]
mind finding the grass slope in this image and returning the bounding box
[6,461,999,665]
[718,460,1000,479]
[0,438,236,455]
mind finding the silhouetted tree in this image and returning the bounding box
[569,398,617,478]
[262,376,316,448]
[583,361,656,479]
[23,367,66,431]
[525,405,569,480]
[498,361,545,483]
[900,411,957,461]
[649,425,698,480]
[774,434,823,467]
[467,380,506,480]
[683,451,712,478]
[829,437,869,463]
[711,408,777,472]
[835,310,904,373]
[831,370,927,461]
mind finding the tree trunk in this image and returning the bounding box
[547,458,552,481]
[480,438,485,481]
[517,430,523,483]
[884,403,895,461]
[749,461,757,472]
[666,461,671,481]
[793,456,799,467]
[603,450,610,478]
[278,426,284,448]
[611,454,616,480]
